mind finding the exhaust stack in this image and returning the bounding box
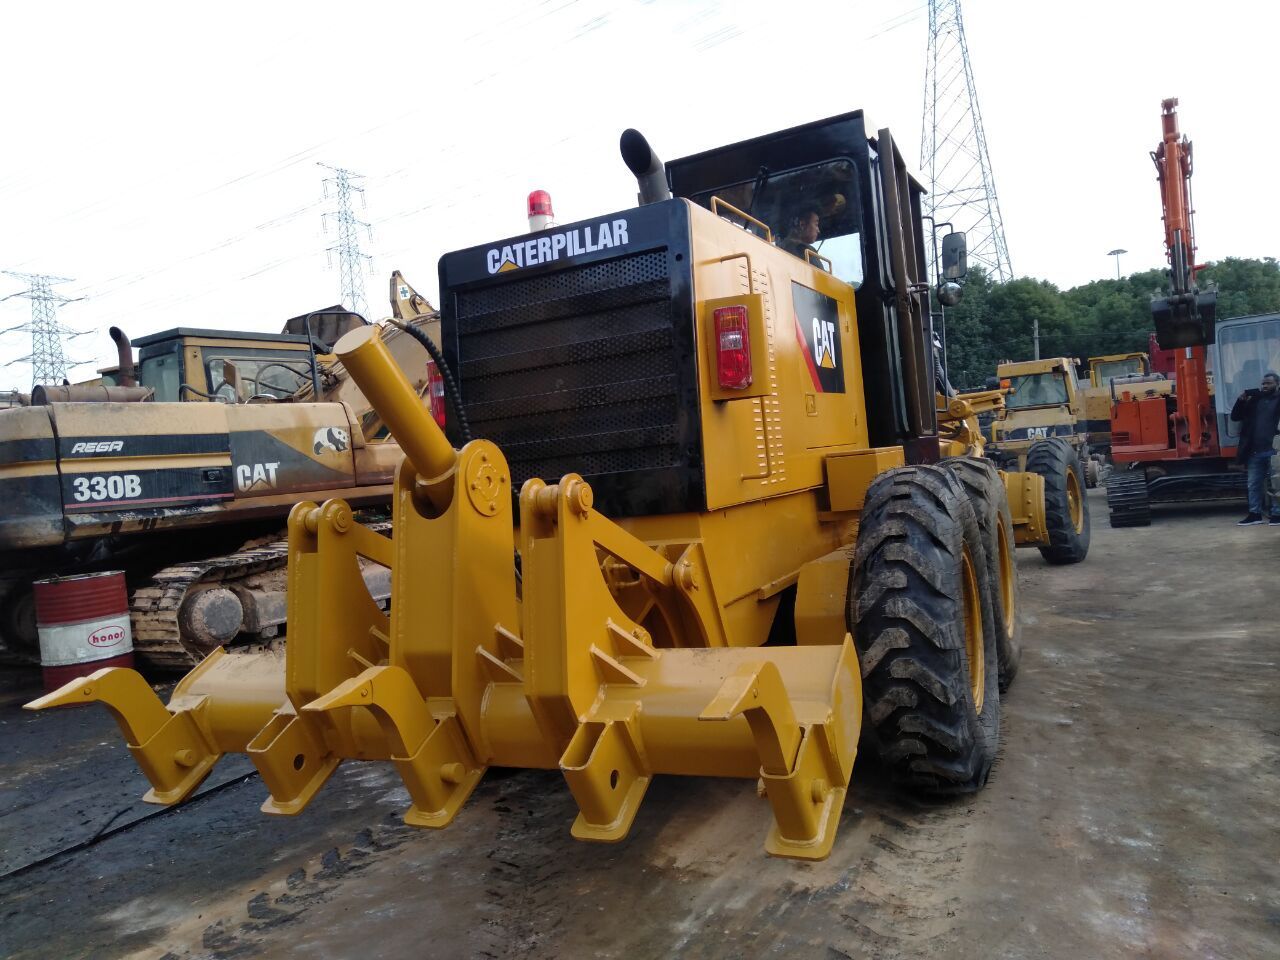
[619,129,671,205]
[109,327,137,387]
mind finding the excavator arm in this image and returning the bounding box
[1150,97,1217,349]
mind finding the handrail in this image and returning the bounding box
[710,196,773,242]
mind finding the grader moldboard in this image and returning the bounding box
[30,111,1026,861]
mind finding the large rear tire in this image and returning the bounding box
[940,457,1023,691]
[849,465,1001,794]
[1027,438,1090,564]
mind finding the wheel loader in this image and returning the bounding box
[0,273,441,668]
[29,109,1027,861]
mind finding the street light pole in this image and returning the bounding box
[1107,248,1128,280]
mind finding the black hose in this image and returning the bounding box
[387,317,472,443]
[180,383,224,401]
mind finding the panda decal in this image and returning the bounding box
[312,426,350,456]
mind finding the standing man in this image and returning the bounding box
[1231,370,1280,525]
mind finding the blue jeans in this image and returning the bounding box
[1246,449,1278,517]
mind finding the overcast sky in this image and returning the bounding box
[1,0,1275,388]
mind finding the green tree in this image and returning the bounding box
[932,256,1279,387]
[987,278,1072,362]
[936,266,996,389]
[1199,257,1280,318]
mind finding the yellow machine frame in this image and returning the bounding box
[30,205,938,860]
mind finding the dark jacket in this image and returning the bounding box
[1230,388,1280,461]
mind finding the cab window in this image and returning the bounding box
[689,159,865,288]
[1006,373,1069,409]
[1093,358,1145,383]
[1217,316,1280,435]
[138,352,182,402]
[205,353,310,401]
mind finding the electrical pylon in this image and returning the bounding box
[1,271,85,386]
[920,0,1012,281]
[319,164,372,317]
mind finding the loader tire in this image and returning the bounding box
[1027,438,1090,565]
[849,465,1001,795]
[939,457,1022,691]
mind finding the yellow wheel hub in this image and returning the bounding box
[960,546,985,714]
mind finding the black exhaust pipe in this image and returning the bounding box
[108,326,137,387]
[620,129,671,205]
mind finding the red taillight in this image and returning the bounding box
[426,361,446,428]
[714,305,752,390]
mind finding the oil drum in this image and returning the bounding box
[34,572,135,691]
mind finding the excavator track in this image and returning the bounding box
[1106,468,1151,528]
[130,522,392,670]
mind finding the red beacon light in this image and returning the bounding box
[714,305,752,390]
[527,190,555,232]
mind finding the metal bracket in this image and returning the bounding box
[561,701,651,841]
[304,665,485,828]
[700,638,860,860]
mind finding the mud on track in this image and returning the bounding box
[2,490,1278,959]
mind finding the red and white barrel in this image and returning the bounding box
[33,572,134,691]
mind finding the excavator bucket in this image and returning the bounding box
[1151,289,1217,349]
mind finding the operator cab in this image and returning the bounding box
[1213,313,1280,446]
[99,306,362,403]
[667,110,964,453]
[999,360,1079,412]
[1089,354,1148,385]
[125,328,315,402]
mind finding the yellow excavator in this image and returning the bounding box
[0,273,441,668]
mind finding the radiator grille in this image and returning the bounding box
[452,250,690,505]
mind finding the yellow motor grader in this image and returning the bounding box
[30,111,1027,861]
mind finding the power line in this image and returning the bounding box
[0,271,86,386]
[319,164,372,316]
[920,0,1012,281]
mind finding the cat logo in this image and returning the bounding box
[812,318,837,370]
[791,282,845,394]
[312,426,350,456]
[236,461,280,491]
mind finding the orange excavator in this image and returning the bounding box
[1106,98,1245,526]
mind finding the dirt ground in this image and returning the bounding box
[2,488,1277,960]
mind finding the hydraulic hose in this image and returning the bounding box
[387,317,472,443]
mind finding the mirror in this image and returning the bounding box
[937,280,964,307]
[941,231,968,280]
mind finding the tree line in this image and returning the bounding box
[937,256,1280,389]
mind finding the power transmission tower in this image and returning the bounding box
[920,0,1012,281]
[319,164,372,317]
[1,271,86,386]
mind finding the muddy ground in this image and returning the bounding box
[1,489,1277,959]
